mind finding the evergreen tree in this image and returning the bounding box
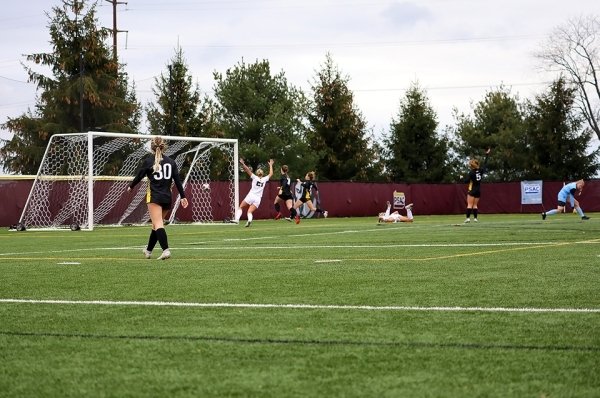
[146,47,203,137]
[213,58,315,177]
[451,87,526,181]
[308,53,379,181]
[384,82,450,183]
[0,0,139,174]
[524,77,599,180]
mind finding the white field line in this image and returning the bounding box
[0,241,567,257]
[0,299,598,313]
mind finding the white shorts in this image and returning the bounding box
[243,193,262,208]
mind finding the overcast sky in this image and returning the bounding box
[1,0,599,145]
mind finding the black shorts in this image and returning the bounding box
[467,189,481,198]
[278,193,294,201]
[148,199,172,210]
[557,201,566,207]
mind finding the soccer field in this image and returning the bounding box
[1,214,599,397]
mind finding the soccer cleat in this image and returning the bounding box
[582,216,590,220]
[143,248,152,259]
[541,212,546,220]
[295,215,300,224]
[473,218,478,222]
[157,249,171,260]
[405,203,414,210]
[275,212,282,220]
[464,218,470,223]
[323,211,328,218]
[284,217,292,222]
[245,221,252,227]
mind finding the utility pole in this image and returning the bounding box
[105,0,128,63]
[75,1,84,132]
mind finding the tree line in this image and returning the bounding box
[1,0,599,182]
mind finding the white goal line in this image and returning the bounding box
[1,299,598,313]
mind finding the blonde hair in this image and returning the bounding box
[281,165,289,174]
[306,171,316,180]
[150,137,167,172]
[469,159,480,170]
[256,168,264,177]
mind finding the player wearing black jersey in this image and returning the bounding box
[461,148,490,223]
[128,137,188,260]
[292,171,327,224]
[273,165,296,221]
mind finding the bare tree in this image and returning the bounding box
[536,15,600,140]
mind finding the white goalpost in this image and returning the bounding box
[18,132,239,230]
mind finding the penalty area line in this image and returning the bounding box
[0,299,598,313]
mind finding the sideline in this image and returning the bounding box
[1,298,598,313]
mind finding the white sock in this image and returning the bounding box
[247,212,253,223]
[384,204,391,217]
[406,208,413,220]
[235,208,242,221]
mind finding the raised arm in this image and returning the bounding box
[267,159,274,179]
[239,158,253,177]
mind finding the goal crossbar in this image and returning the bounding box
[19,132,239,231]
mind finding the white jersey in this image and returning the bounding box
[381,213,403,223]
[243,174,270,207]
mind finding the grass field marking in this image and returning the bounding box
[1,298,599,313]
[0,241,561,258]
[409,240,591,261]
[0,240,591,262]
[221,236,278,242]
[409,236,600,262]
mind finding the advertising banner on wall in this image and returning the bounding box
[521,180,543,205]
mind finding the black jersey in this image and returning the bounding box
[300,180,318,202]
[279,174,292,196]
[130,155,186,204]
[467,169,483,197]
[465,156,488,198]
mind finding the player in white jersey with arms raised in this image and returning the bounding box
[234,158,274,227]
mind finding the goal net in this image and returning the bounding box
[19,132,239,230]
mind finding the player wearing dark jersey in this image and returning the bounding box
[292,171,327,224]
[128,137,188,260]
[461,148,490,223]
[273,165,296,221]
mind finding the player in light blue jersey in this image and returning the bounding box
[542,179,589,220]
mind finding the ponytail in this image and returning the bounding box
[150,137,166,172]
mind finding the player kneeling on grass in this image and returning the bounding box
[128,137,189,260]
[378,201,414,223]
[542,179,590,221]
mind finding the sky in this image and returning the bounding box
[1,0,599,147]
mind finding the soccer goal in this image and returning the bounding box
[18,132,239,230]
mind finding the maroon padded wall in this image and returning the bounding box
[2,179,599,226]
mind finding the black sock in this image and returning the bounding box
[274,203,281,212]
[291,208,297,218]
[156,228,169,250]
[147,230,158,251]
[473,209,478,218]
[466,208,472,218]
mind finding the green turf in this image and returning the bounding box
[1,214,599,397]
